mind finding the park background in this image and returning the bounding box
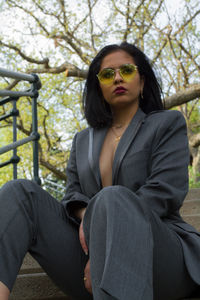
[0,0,200,198]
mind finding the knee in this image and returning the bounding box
[0,179,40,208]
[91,185,148,217]
[95,185,122,206]
[2,179,37,193]
[90,185,129,213]
[98,185,129,199]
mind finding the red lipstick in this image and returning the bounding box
[114,86,127,94]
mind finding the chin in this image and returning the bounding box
[110,100,138,109]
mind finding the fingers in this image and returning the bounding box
[79,220,88,255]
[84,260,92,294]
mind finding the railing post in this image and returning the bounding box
[12,99,20,179]
[31,74,41,185]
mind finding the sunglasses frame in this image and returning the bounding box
[97,63,138,85]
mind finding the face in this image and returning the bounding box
[98,50,144,110]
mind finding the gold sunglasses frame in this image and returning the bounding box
[97,64,138,85]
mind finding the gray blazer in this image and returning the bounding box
[62,108,200,285]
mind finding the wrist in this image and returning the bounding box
[76,207,86,220]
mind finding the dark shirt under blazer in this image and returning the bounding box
[62,108,200,286]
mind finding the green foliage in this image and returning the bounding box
[189,166,200,188]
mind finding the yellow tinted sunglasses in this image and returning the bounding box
[97,63,138,85]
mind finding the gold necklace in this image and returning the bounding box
[111,126,122,142]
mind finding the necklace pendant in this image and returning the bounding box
[115,136,121,142]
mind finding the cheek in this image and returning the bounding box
[100,86,110,100]
[130,79,143,94]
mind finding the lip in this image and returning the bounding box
[114,86,127,94]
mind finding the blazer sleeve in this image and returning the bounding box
[136,110,190,217]
[61,133,90,224]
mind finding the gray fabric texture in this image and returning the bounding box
[0,179,197,300]
[1,109,200,299]
[62,109,200,298]
[0,179,91,300]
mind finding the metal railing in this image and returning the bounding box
[43,179,66,200]
[0,67,41,184]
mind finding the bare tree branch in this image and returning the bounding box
[0,40,49,66]
[39,157,66,180]
[164,84,200,109]
[6,0,50,36]
[87,0,96,51]
[174,37,200,72]
[28,62,87,78]
[190,133,200,148]
[173,9,200,36]
[51,34,91,65]
[123,0,131,41]
[167,36,189,87]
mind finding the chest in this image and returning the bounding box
[99,129,119,186]
[76,121,153,196]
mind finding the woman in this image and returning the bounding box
[0,42,200,300]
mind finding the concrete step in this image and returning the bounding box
[180,199,200,216]
[10,254,70,300]
[10,272,70,300]
[181,214,200,232]
[180,189,200,232]
[185,188,200,201]
[18,253,41,275]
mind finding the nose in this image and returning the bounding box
[114,69,123,83]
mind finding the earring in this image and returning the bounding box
[140,90,144,100]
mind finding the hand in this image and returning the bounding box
[79,218,88,255]
[84,259,92,294]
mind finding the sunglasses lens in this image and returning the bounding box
[98,68,114,85]
[97,64,137,85]
[120,64,137,82]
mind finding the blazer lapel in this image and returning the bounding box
[112,108,146,184]
[88,126,108,188]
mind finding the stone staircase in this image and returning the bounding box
[180,189,200,232]
[10,189,200,300]
[10,254,70,299]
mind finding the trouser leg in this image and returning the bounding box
[83,186,153,300]
[151,213,197,300]
[83,186,197,300]
[0,179,92,300]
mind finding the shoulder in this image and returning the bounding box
[76,127,90,137]
[144,109,186,128]
[75,128,90,145]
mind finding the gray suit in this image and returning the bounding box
[62,108,200,299]
[0,109,199,300]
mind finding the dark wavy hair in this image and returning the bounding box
[82,42,164,128]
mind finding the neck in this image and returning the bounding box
[111,103,139,127]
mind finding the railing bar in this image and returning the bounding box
[0,135,36,155]
[44,179,65,189]
[0,112,13,121]
[0,159,12,168]
[0,96,19,106]
[44,185,64,194]
[0,68,35,82]
[0,90,34,97]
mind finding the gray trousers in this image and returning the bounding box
[0,179,197,300]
